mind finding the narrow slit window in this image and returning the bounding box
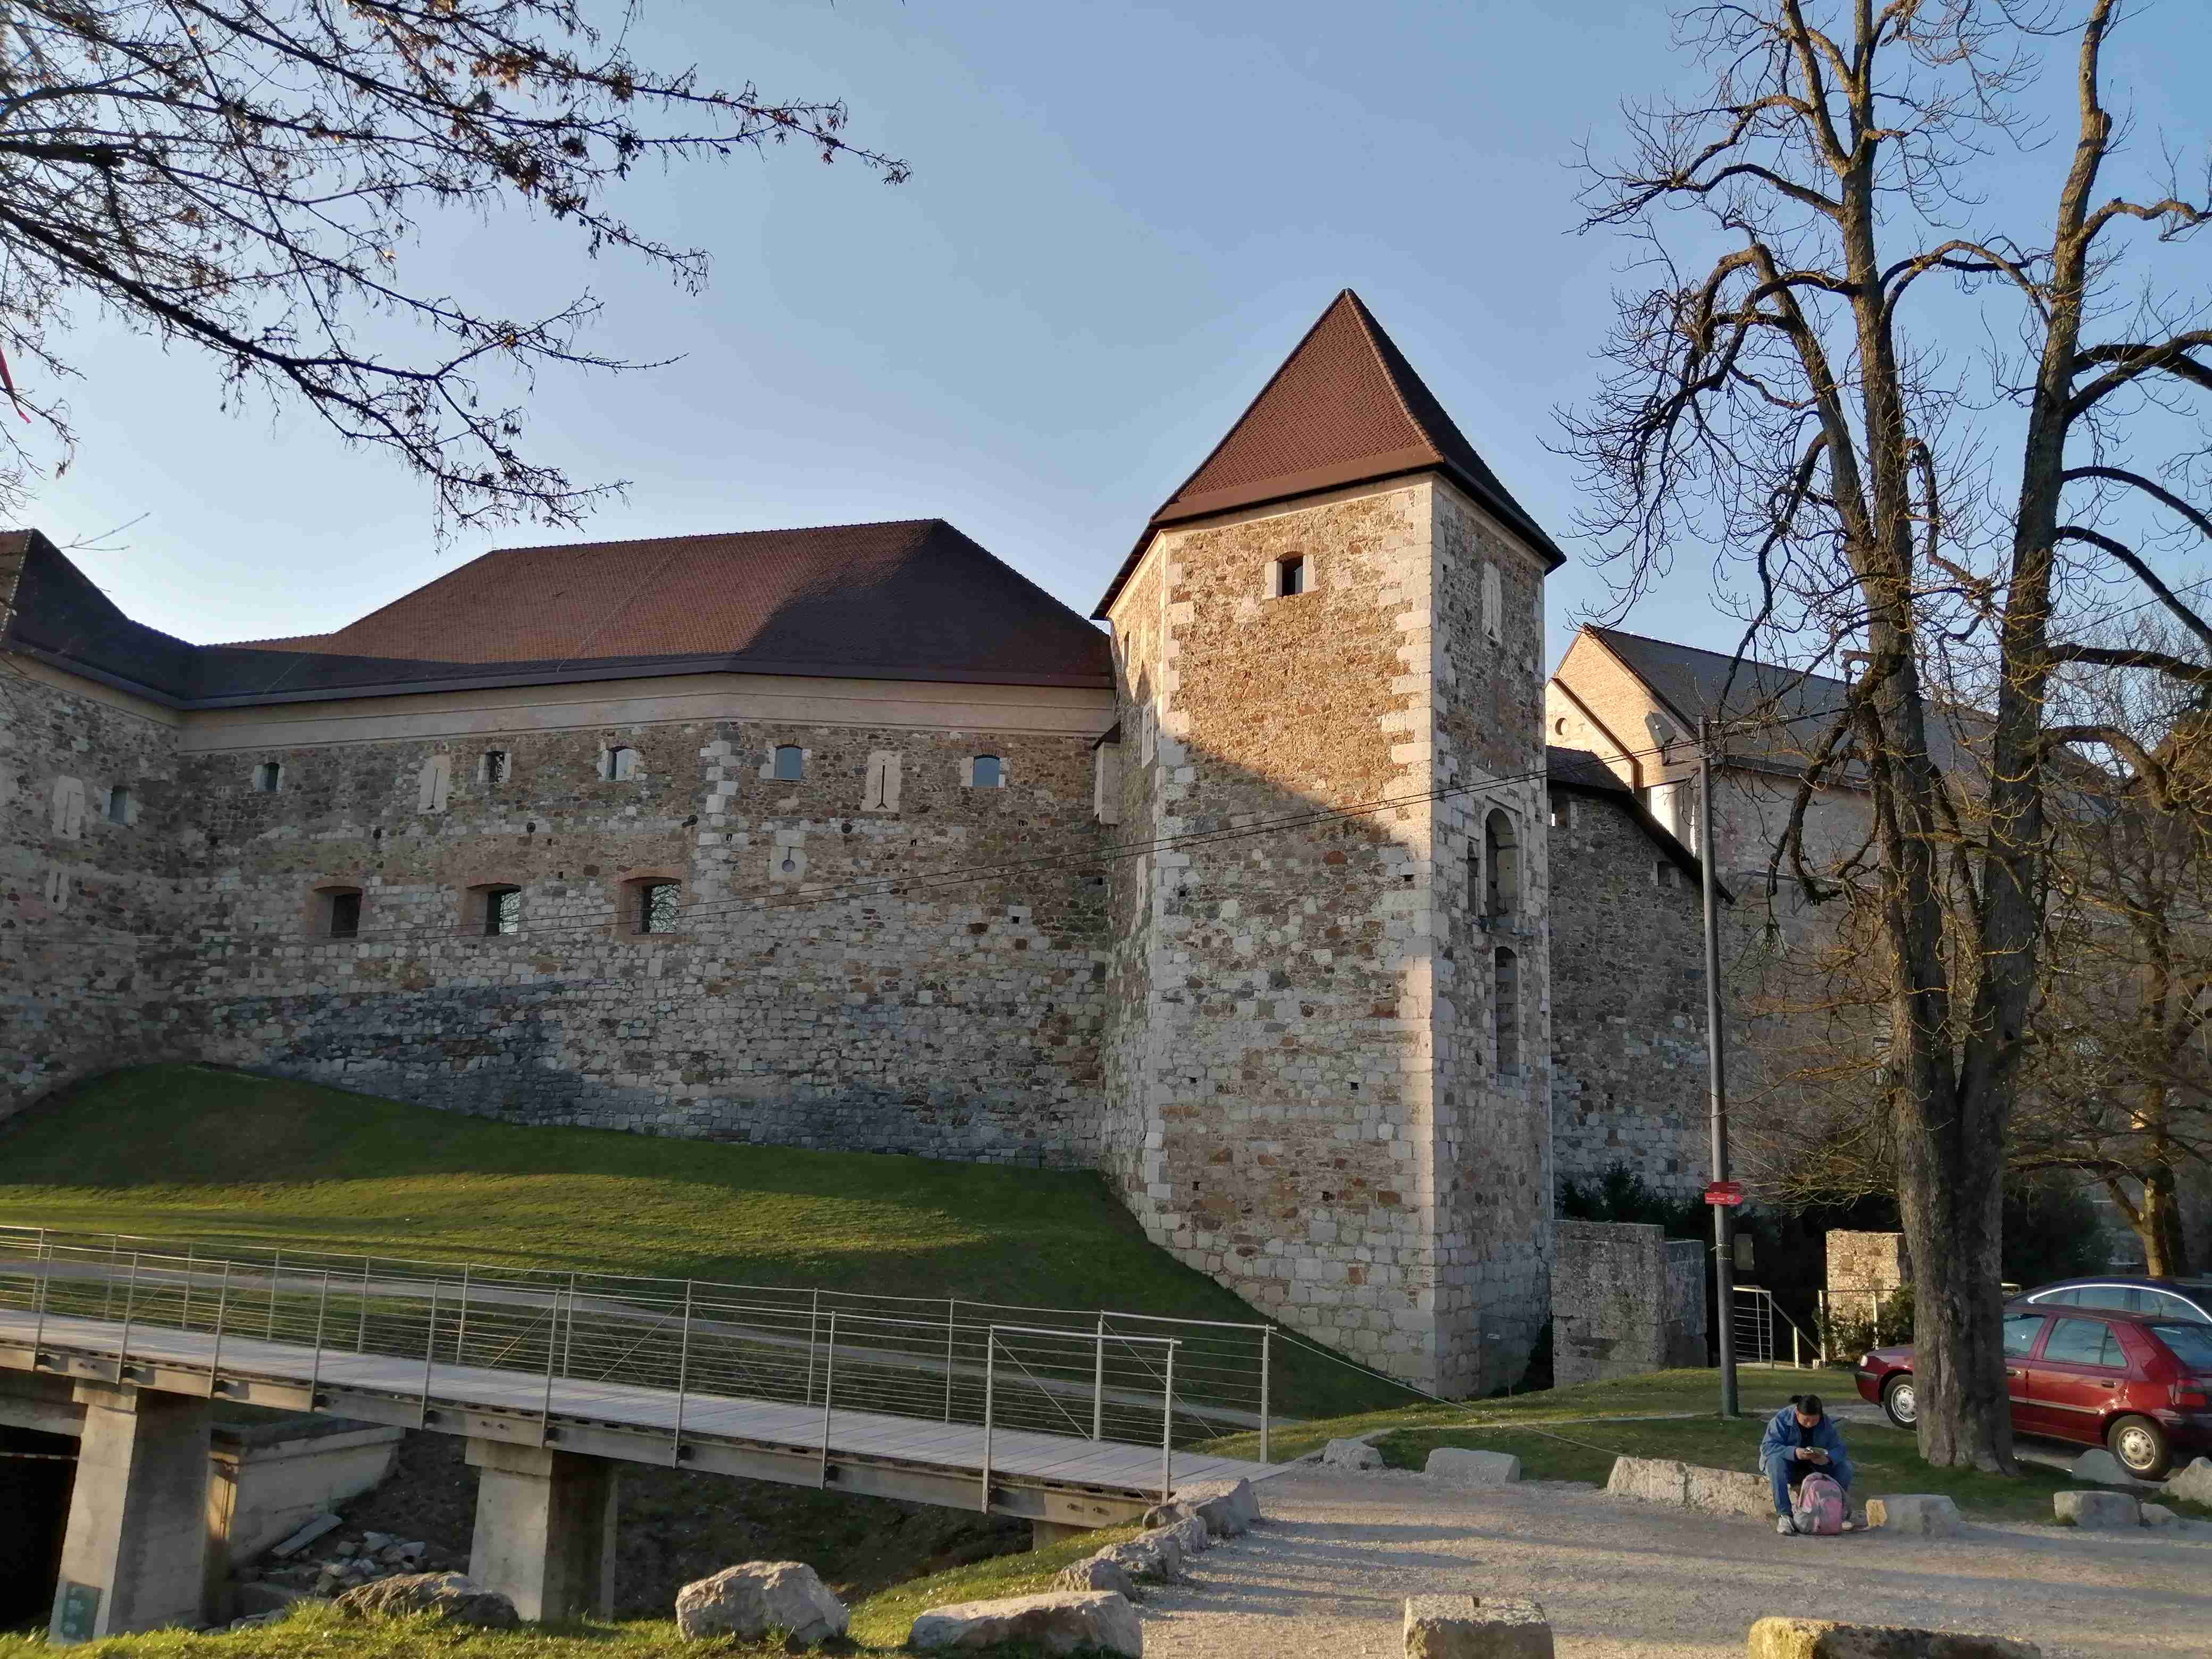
[773,745,805,782]
[483,885,522,937]
[105,785,131,825]
[253,761,282,793]
[971,755,1002,789]
[601,745,639,781]
[638,881,680,935]
[1276,555,1307,597]
[1484,809,1519,919]
[1495,946,1520,1074]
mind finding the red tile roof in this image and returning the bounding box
[1095,289,1564,616]
[4,520,1112,707]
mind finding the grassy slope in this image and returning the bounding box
[0,1065,1404,1417]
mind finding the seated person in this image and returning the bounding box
[1760,1392,1853,1535]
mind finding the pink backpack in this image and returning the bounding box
[1794,1471,1846,1536]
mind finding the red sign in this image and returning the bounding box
[1704,1181,1746,1207]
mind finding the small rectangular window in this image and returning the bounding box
[105,785,131,825]
[601,745,639,782]
[1276,555,1306,597]
[329,891,362,939]
[639,881,679,935]
[482,750,510,785]
[254,761,282,793]
[484,886,522,936]
[971,755,1002,788]
[773,745,805,782]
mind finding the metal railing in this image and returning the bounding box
[0,1226,1270,1465]
[1732,1285,1821,1368]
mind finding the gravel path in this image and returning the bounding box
[1137,1468,2212,1658]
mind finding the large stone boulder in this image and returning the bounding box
[1606,1455,1689,1506]
[1155,1514,1210,1557]
[1174,1478,1260,1537]
[1141,1499,1199,1530]
[1092,1528,1183,1585]
[908,1590,1142,1656]
[1863,1495,1963,1538]
[1682,1465,1771,1518]
[2053,1490,2139,1530]
[1746,1616,2039,1658]
[1426,1448,1521,1485]
[1403,1594,1553,1658]
[2167,1456,2212,1505]
[332,1573,517,1629]
[673,1561,848,1645]
[1053,1556,1139,1599]
[1324,1437,1386,1471]
[2066,1448,2147,1488]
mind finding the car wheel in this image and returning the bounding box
[1881,1373,1917,1430]
[2107,1414,2171,1480]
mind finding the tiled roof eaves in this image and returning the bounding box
[3,638,191,710]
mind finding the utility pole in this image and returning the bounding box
[1699,719,1740,1418]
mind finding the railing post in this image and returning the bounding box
[806,1289,820,1405]
[31,1230,51,1359]
[818,1311,837,1489]
[564,1273,579,1377]
[540,1288,562,1444]
[1161,1339,1177,1503]
[456,1264,471,1365]
[309,1270,331,1401]
[421,1277,440,1428]
[1092,1314,1105,1442]
[103,1234,119,1322]
[357,1259,371,1354]
[945,1298,958,1422]
[267,1249,282,1340]
[117,1252,140,1382]
[1260,1327,1272,1464]
[979,1328,995,1513]
[182,1244,195,1333]
[207,1260,231,1397]
[671,1281,693,1465]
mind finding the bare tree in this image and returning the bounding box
[1564,1,2211,1470]
[0,2,906,529]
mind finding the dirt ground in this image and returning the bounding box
[1137,1467,2212,1658]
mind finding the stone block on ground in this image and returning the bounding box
[1052,1556,1138,1599]
[1174,1478,1260,1537]
[333,1573,518,1629]
[1426,1448,1521,1485]
[1863,1496,1963,1538]
[1141,1499,1199,1530]
[2139,1502,2177,1527]
[1402,1594,1553,1658]
[908,1590,1142,1656]
[1606,1456,1690,1506]
[1683,1464,1772,1518]
[1746,1615,2039,1658]
[2053,1490,2140,1530]
[1093,1531,1181,1583]
[673,1561,848,1645]
[2166,1456,2212,1505]
[1157,1514,1209,1556]
[1324,1437,1386,1471]
[2067,1448,2146,1488]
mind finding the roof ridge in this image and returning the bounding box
[1342,289,1458,472]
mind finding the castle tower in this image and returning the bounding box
[1094,292,1563,1394]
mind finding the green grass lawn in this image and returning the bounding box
[1201,1366,1820,1462]
[0,1065,1407,1419]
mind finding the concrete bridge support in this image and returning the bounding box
[466,1439,618,1622]
[48,1382,213,1643]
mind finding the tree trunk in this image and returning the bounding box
[2140,1158,2191,1278]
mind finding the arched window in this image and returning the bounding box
[253,761,282,793]
[773,744,805,782]
[473,883,522,936]
[1484,809,1519,919]
[970,754,1003,789]
[1494,946,1520,1074]
[600,745,639,781]
[105,784,132,825]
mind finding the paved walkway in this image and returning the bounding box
[1137,1467,2212,1658]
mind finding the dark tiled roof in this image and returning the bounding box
[3,521,1113,708]
[1545,744,1719,895]
[1095,289,1564,616]
[1581,625,1985,777]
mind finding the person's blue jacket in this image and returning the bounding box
[1758,1403,1853,1488]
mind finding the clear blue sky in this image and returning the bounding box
[22,2,2212,669]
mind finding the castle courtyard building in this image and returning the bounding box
[1,291,1711,1394]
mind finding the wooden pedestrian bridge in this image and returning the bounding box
[0,1226,1284,1639]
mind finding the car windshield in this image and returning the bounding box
[2150,1321,2212,1372]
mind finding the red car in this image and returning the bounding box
[1854,1300,2212,1478]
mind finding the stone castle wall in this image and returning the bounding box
[1547,786,1710,1200]
[0,645,196,1117]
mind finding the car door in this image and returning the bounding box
[2027,1315,2127,1446]
[2002,1311,2045,1428]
